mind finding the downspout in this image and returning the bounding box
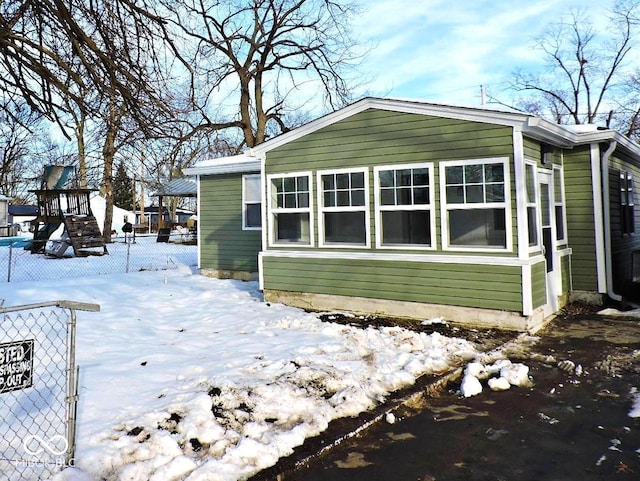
[601,141,623,302]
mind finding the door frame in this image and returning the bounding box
[538,169,561,314]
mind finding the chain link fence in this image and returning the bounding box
[0,235,197,283]
[0,300,100,481]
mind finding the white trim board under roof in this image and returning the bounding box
[184,154,260,176]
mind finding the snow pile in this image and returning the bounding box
[1,258,480,481]
[460,359,532,397]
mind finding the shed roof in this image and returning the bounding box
[153,178,197,197]
[184,154,260,176]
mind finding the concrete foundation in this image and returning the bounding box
[263,289,551,333]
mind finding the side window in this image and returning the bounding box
[553,165,567,243]
[440,158,511,250]
[318,168,369,247]
[525,162,538,248]
[242,174,261,230]
[268,173,312,245]
[375,163,434,248]
[621,170,636,235]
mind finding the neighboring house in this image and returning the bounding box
[0,195,9,236]
[8,204,38,230]
[186,98,640,331]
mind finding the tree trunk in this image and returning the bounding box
[101,102,123,243]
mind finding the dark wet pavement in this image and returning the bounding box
[276,312,640,481]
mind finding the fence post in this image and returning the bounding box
[7,242,13,283]
[126,241,131,273]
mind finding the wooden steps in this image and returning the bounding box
[63,215,108,256]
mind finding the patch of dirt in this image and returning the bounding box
[317,312,515,351]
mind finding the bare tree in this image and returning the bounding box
[509,1,640,133]
[160,0,365,148]
[0,100,45,200]
[0,0,186,136]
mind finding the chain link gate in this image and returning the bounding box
[0,300,100,480]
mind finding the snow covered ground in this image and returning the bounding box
[1,241,638,481]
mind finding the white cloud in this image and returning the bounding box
[352,0,612,105]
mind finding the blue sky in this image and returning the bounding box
[352,0,611,106]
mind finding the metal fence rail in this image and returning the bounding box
[0,300,99,480]
[0,235,197,283]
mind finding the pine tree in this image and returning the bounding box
[112,161,134,209]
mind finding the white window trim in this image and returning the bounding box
[317,167,371,249]
[267,171,314,247]
[373,162,436,250]
[525,160,540,253]
[553,164,568,244]
[242,174,262,231]
[439,157,513,253]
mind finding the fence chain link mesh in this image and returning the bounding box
[1,235,196,283]
[0,301,98,481]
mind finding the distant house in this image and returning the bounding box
[8,204,38,227]
[0,195,9,236]
[186,97,640,331]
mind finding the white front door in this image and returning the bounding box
[539,170,560,314]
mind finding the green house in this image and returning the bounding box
[186,98,640,331]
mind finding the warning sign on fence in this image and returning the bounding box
[0,340,34,394]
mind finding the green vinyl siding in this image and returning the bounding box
[607,153,640,291]
[266,109,518,255]
[266,109,513,173]
[531,261,547,308]
[262,256,523,312]
[561,253,571,293]
[563,146,598,291]
[199,173,261,273]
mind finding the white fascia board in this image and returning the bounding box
[184,154,260,176]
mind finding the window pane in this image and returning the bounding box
[351,189,365,206]
[486,184,505,202]
[276,192,285,208]
[273,178,284,194]
[297,176,308,191]
[298,192,309,208]
[446,186,464,204]
[324,212,366,244]
[382,210,430,245]
[322,175,334,191]
[246,203,261,228]
[283,177,295,192]
[449,208,506,247]
[337,190,350,206]
[336,173,349,189]
[380,189,395,205]
[485,164,504,183]
[245,176,261,202]
[445,166,463,184]
[465,164,483,183]
[398,169,412,186]
[414,187,429,204]
[554,171,562,201]
[527,207,537,246]
[526,165,536,203]
[351,172,365,189]
[324,191,335,207]
[413,169,429,186]
[379,170,394,188]
[397,187,412,205]
[284,193,297,208]
[465,185,484,203]
[275,212,309,243]
[555,206,565,240]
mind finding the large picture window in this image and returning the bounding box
[375,163,434,248]
[268,173,312,245]
[621,170,636,235]
[440,158,511,250]
[242,174,262,230]
[318,168,369,246]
